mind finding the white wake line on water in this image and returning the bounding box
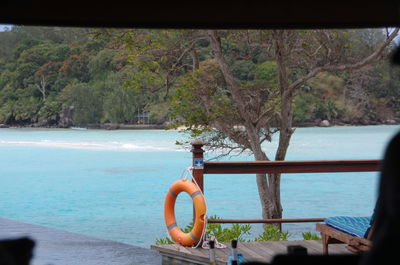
[0,140,183,152]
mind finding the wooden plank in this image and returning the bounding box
[329,243,352,254]
[214,249,228,263]
[186,247,207,258]
[302,240,324,254]
[162,254,208,265]
[153,244,231,265]
[268,240,319,255]
[232,245,255,260]
[237,243,267,262]
[245,241,276,261]
[166,244,193,254]
[273,240,312,253]
[276,240,303,247]
[204,159,380,174]
[153,240,353,265]
[152,244,210,264]
[256,241,288,255]
[214,245,230,258]
[186,246,227,264]
[300,240,323,254]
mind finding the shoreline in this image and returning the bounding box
[1,120,399,131]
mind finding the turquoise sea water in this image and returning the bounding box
[0,125,399,247]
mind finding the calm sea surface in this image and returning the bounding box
[0,126,399,247]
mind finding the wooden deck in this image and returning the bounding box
[151,240,352,265]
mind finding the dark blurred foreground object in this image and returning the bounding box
[286,245,308,255]
[0,237,35,265]
[357,41,400,265]
[360,131,400,265]
[243,254,361,265]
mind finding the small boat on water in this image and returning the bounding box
[70,127,87,130]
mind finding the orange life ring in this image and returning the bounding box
[164,179,207,246]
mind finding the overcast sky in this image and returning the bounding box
[0,24,13,31]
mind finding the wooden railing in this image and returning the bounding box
[191,140,381,224]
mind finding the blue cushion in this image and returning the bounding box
[325,216,372,238]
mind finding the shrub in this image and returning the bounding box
[315,99,345,121]
[206,215,252,242]
[155,216,291,245]
[155,216,252,245]
[155,237,175,245]
[293,93,316,122]
[254,225,290,241]
[302,232,321,240]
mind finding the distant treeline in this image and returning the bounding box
[0,27,399,127]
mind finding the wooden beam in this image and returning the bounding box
[208,218,325,224]
[204,159,381,174]
[1,1,400,29]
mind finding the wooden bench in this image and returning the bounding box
[316,223,372,254]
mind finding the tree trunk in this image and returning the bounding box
[256,30,296,224]
[190,48,199,71]
[37,75,47,101]
[208,29,285,223]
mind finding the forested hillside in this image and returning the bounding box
[0,26,399,127]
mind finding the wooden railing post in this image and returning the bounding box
[191,140,205,193]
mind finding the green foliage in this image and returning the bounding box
[14,39,43,59]
[363,62,400,114]
[293,93,316,122]
[0,101,15,123]
[18,43,69,65]
[88,49,117,80]
[170,73,210,130]
[60,53,90,82]
[0,70,17,89]
[293,91,346,122]
[155,237,175,245]
[170,59,238,136]
[0,27,398,127]
[13,95,40,122]
[254,225,290,241]
[231,60,256,81]
[61,82,103,126]
[15,62,38,86]
[38,97,62,123]
[255,61,278,86]
[314,99,345,121]
[124,61,164,95]
[102,85,138,123]
[308,72,345,98]
[147,102,170,124]
[292,72,349,123]
[155,216,252,245]
[84,36,109,52]
[208,223,252,242]
[302,232,321,240]
[155,216,291,245]
[206,215,252,242]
